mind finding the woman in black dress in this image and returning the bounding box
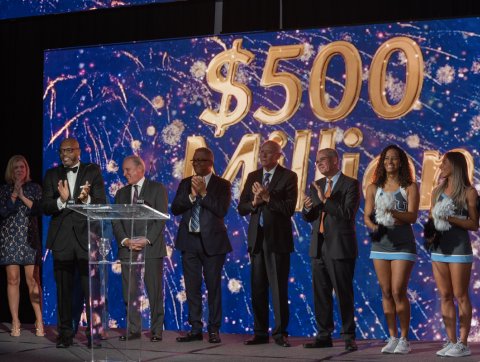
[0,155,43,337]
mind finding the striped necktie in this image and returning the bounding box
[319,179,332,233]
[259,173,271,227]
[190,196,201,232]
[132,185,139,204]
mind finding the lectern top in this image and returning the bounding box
[68,203,170,220]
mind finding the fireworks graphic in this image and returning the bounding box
[0,0,171,20]
[42,17,480,339]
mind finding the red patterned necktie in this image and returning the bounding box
[319,179,332,234]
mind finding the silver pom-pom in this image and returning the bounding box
[432,197,455,231]
[375,192,396,226]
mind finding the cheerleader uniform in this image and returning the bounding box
[370,187,417,262]
[430,193,472,263]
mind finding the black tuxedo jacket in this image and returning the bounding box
[238,165,298,254]
[171,174,232,256]
[302,173,360,259]
[42,162,106,251]
[113,179,168,259]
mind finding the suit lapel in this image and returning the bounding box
[139,178,148,200]
[207,174,217,192]
[330,173,345,196]
[71,163,87,200]
[267,164,283,190]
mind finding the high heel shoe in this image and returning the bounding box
[35,321,45,337]
[10,321,21,337]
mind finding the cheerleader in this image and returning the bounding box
[427,152,478,357]
[364,145,419,354]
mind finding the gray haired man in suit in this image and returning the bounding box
[113,155,168,342]
[302,148,360,351]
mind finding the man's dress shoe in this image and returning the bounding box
[150,335,162,342]
[118,332,141,341]
[274,336,291,347]
[244,335,269,345]
[345,339,358,351]
[303,339,333,348]
[208,332,221,343]
[176,332,203,342]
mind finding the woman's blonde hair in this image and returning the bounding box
[432,152,471,209]
[5,155,31,184]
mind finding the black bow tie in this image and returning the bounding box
[65,166,78,173]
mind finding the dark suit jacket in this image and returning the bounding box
[171,174,232,256]
[42,163,106,251]
[302,173,360,259]
[238,165,298,254]
[113,179,168,259]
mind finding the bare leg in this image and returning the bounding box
[450,263,472,345]
[24,264,44,335]
[373,259,396,337]
[432,262,456,342]
[6,265,21,323]
[390,260,414,338]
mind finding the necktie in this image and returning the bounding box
[132,185,139,204]
[259,173,271,227]
[319,179,333,234]
[65,166,78,173]
[190,196,201,232]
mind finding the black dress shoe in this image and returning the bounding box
[345,339,358,351]
[208,332,221,343]
[244,335,269,345]
[119,332,141,341]
[56,336,73,348]
[150,335,162,342]
[87,336,102,348]
[274,336,291,347]
[176,332,203,342]
[303,339,333,348]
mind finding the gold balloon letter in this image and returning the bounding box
[253,44,304,125]
[222,134,261,192]
[369,37,424,119]
[200,39,254,137]
[291,130,312,210]
[309,41,362,122]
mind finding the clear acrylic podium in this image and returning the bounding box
[69,203,169,362]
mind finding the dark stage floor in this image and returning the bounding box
[0,323,479,361]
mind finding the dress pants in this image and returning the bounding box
[312,237,356,340]
[121,257,164,335]
[251,237,290,339]
[181,234,226,334]
[53,240,90,340]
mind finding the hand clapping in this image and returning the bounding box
[191,176,207,197]
[78,181,91,203]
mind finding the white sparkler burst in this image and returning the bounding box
[162,119,185,146]
[436,64,455,84]
[190,60,207,79]
[227,278,243,294]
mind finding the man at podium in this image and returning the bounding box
[113,155,168,342]
[42,137,107,348]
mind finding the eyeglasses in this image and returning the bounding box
[190,159,211,164]
[58,147,79,154]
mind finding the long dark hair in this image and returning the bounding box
[373,145,413,188]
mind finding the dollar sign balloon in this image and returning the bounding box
[200,39,254,137]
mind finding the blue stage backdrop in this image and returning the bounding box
[43,17,480,341]
[1,0,173,20]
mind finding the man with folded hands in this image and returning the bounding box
[113,155,168,343]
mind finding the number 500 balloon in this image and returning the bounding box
[200,36,423,137]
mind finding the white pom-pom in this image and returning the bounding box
[432,197,455,231]
[375,192,396,226]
